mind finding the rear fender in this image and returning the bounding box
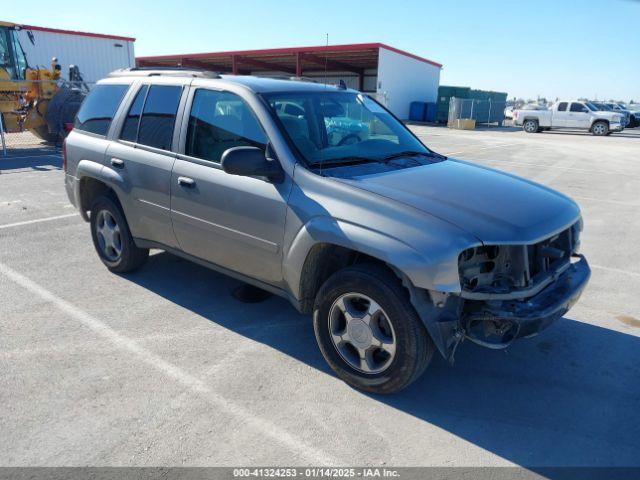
[76,160,130,220]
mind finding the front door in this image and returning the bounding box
[170,88,290,285]
[566,102,591,129]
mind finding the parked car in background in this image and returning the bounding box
[504,106,515,120]
[63,69,591,393]
[514,100,625,135]
[591,102,613,111]
[627,104,640,127]
[616,103,639,128]
[603,102,634,127]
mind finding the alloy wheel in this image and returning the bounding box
[95,210,122,262]
[328,292,397,374]
[593,123,606,135]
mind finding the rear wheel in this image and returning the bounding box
[523,119,539,133]
[90,195,148,273]
[30,125,58,143]
[313,264,434,394]
[591,121,609,136]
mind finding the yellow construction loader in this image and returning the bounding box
[0,21,85,141]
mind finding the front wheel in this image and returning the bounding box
[591,121,609,136]
[313,264,434,394]
[522,119,539,133]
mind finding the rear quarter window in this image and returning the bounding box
[74,84,129,136]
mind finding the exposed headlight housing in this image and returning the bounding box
[458,220,581,295]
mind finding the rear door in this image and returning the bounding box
[106,79,187,248]
[566,102,591,128]
[170,86,291,285]
[552,102,570,127]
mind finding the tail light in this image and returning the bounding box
[62,137,68,173]
[64,122,74,134]
[513,111,519,119]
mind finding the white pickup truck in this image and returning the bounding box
[514,101,625,136]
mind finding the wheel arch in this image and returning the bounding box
[76,160,128,221]
[284,217,460,314]
[290,221,465,362]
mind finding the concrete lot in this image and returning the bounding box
[1,126,639,467]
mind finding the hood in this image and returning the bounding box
[335,159,580,244]
[597,111,624,120]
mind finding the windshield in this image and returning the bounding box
[10,30,27,79]
[0,29,14,77]
[585,102,599,111]
[263,91,433,167]
[592,103,611,110]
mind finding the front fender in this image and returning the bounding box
[283,215,468,361]
[283,215,463,301]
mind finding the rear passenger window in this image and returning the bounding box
[185,89,267,163]
[74,84,128,136]
[120,85,148,142]
[137,85,182,150]
[557,102,568,112]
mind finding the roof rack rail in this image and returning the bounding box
[108,67,221,79]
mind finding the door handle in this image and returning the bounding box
[178,176,195,187]
[111,158,124,168]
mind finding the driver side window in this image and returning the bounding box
[185,89,267,163]
[570,103,587,113]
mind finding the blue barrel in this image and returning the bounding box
[409,102,427,121]
[424,102,437,122]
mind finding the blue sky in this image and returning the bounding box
[6,0,640,101]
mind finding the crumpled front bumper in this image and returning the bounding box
[464,255,591,347]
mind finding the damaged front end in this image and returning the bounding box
[458,221,590,350]
[407,220,591,362]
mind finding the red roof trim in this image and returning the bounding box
[137,42,441,68]
[20,24,135,42]
[377,43,442,68]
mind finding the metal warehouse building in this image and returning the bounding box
[16,24,136,83]
[136,43,442,119]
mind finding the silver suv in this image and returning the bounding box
[64,69,590,393]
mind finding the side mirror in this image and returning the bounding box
[221,146,284,183]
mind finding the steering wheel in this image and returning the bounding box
[337,134,361,146]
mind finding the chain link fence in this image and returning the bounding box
[1,80,93,156]
[447,97,507,128]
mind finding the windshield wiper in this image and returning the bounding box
[309,156,381,168]
[380,150,442,161]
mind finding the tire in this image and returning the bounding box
[522,119,539,133]
[313,264,434,394]
[90,195,148,273]
[30,125,59,143]
[591,121,609,136]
